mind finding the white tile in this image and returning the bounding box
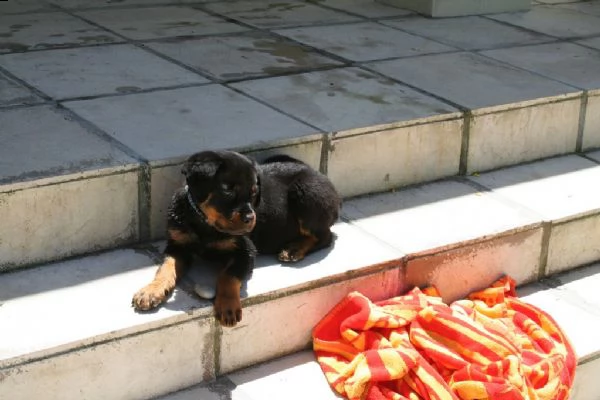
[406,228,542,302]
[327,118,462,197]
[0,171,140,270]
[489,6,600,38]
[77,6,248,40]
[275,22,454,62]
[146,32,342,82]
[219,267,402,373]
[467,98,580,172]
[381,16,551,50]
[368,52,577,110]
[64,85,315,163]
[228,352,341,400]
[0,106,135,183]
[343,180,541,254]
[204,0,359,29]
[0,248,207,363]
[583,92,600,150]
[0,317,215,400]
[469,155,600,222]
[0,44,207,99]
[0,11,121,54]
[481,42,600,91]
[231,67,458,133]
[547,215,600,274]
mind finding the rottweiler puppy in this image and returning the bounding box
[132,150,341,327]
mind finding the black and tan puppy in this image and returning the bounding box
[132,150,341,326]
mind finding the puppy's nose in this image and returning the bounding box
[242,212,255,224]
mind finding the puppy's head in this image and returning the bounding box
[182,150,259,235]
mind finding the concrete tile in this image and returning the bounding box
[328,118,463,197]
[0,0,53,15]
[231,67,458,133]
[557,0,600,17]
[0,248,207,363]
[275,22,454,62]
[489,6,600,38]
[0,11,121,54]
[0,105,135,184]
[64,85,315,163]
[368,52,577,111]
[406,228,543,303]
[343,180,541,255]
[481,42,600,91]
[0,317,215,400]
[0,171,139,270]
[0,70,42,107]
[77,6,248,40]
[219,266,402,374]
[572,357,600,400]
[577,36,600,51]
[0,44,207,99]
[146,32,342,82]
[229,352,341,400]
[381,16,552,51]
[547,215,600,274]
[48,0,200,8]
[204,0,360,29]
[467,97,580,172]
[317,0,413,18]
[583,92,600,150]
[469,155,600,222]
[149,138,323,240]
[520,283,600,361]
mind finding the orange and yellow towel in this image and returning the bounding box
[313,277,576,400]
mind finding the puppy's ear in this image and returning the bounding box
[253,163,262,208]
[182,151,222,183]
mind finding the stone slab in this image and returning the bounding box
[0,11,121,54]
[64,85,315,163]
[489,6,600,38]
[77,6,248,40]
[0,44,207,100]
[467,97,580,172]
[378,0,530,17]
[368,51,579,111]
[0,248,207,364]
[146,32,342,82]
[0,70,42,107]
[0,105,136,184]
[481,42,600,91]
[275,22,454,62]
[469,155,600,222]
[321,0,413,18]
[0,171,140,270]
[547,215,600,274]
[327,118,463,197]
[231,67,458,133]
[343,180,541,255]
[381,15,552,51]
[204,0,360,29]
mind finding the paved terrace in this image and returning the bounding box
[1,0,600,267]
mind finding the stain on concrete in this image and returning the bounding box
[77,35,116,43]
[0,33,13,38]
[10,24,31,31]
[0,42,29,52]
[115,86,142,94]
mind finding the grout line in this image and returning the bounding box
[459,112,472,175]
[319,133,330,175]
[538,221,552,279]
[0,65,54,101]
[213,318,222,377]
[138,164,152,243]
[576,91,589,152]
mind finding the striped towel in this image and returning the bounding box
[313,277,575,400]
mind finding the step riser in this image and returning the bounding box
[3,90,598,271]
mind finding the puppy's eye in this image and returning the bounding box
[250,185,258,197]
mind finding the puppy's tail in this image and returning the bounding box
[261,154,305,165]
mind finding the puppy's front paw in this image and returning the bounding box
[132,283,170,311]
[214,294,242,327]
[278,247,304,263]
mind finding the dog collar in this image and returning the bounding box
[185,185,206,220]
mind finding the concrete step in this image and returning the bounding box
[156,262,600,400]
[3,0,600,271]
[2,153,600,399]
